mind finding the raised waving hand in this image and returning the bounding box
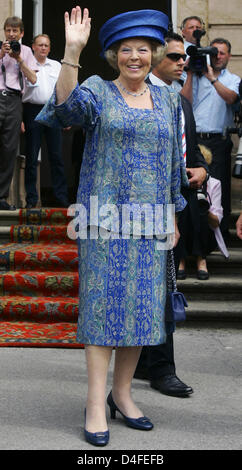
[64,6,91,59]
[56,7,91,103]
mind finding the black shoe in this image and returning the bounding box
[197,270,209,280]
[177,269,186,280]
[0,200,16,211]
[150,374,193,398]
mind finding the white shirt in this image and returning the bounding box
[22,57,61,104]
[184,40,194,52]
[149,72,186,163]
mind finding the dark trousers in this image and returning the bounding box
[139,334,175,379]
[196,134,232,233]
[0,92,22,199]
[23,103,68,205]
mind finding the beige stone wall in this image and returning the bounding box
[0,1,241,77]
[177,0,242,77]
[177,0,209,43]
[208,0,242,24]
[0,0,13,40]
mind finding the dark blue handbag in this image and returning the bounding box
[165,249,188,323]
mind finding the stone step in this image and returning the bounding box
[207,248,242,263]
[0,226,241,245]
[0,207,71,228]
[177,274,242,300]
[0,208,241,225]
[0,227,10,241]
[184,248,242,273]
[184,299,242,321]
[226,229,241,248]
[0,209,20,227]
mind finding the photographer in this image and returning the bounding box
[182,37,241,239]
[181,16,204,52]
[0,16,37,211]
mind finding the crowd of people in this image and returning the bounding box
[0,7,241,447]
[0,17,69,211]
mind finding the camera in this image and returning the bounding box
[185,30,218,76]
[226,80,242,178]
[9,40,21,53]
[197,181,210,215]
[0,40,20,53]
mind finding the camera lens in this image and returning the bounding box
[232,158,242,178]
[10,40,20,53]
[197,189,210,215]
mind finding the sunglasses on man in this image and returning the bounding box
[166,53,187,62]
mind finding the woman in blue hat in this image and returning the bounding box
[37,6,188,446]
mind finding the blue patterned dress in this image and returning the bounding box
[37,75,188,346]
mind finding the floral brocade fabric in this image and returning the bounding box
[37,75,188,346]
[77,236,167,346]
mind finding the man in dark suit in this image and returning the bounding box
[135,33,209,397]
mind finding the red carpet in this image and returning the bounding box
[0,208,83,348]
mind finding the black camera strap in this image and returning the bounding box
[1,57,23,93]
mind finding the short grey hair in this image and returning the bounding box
[105,39,167,71]
[181,16,204,30]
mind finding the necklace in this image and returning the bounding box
[117,80,149,97]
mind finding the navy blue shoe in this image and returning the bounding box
[107,391,153,431]
[84,409,109,446]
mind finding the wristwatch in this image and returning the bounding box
[211,78,218,85]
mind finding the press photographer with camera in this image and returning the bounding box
[181,16,204,52]
[182,35,241,240]
[0,16,37,211]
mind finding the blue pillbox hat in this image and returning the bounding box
[99,9,169,56]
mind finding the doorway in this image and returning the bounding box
[21,1,170,205]
[42,1,170,81]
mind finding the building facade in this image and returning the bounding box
[0,0,241,208]
[1,1,241,75]
[177,0,242,77]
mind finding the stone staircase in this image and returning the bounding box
[177,212,242,323]
[0,209,241,334]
